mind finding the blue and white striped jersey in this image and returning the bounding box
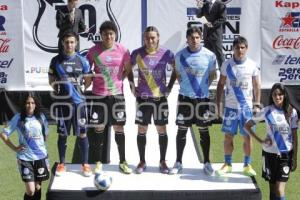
[2,113,49,161]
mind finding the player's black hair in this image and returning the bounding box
[186,26,202,38]
[233,36,248,48]
[99,21,118,35]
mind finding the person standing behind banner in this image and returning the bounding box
[86,21,133,174]
[56,0,87,53]
[0,93,49,200]
[48,31,92,177]
[216,36,261,177]
[196,0,226,68]
[130,26,176,174]
[169,27,217,176]
[244,83,298,200]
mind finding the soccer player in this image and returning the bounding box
[86,21,132,174]
[0,93,49,200]
[216,36,261,176]
[130,26,176,174]
[48,31,92,177]
[244,83,298,200]
[169,27,217,175]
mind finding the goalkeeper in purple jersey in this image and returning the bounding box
[130,26,176,174]
[0,93,49,200]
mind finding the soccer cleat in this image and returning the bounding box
[159,160,169,174]
[169,161,183,175]
[216,163,232,176]
[94,162,103,174]
[82,164,92,177]
[135,161,147,174]
[56,163,66,176]
[203,162,214,176]
[243,165,257,176]
[119,161,132,174]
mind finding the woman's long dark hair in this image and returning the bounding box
[268,83,290,119]
[20,92,42,122]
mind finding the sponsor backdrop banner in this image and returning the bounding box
[3,0,297,90]
[261,0,300,88]
[0,0,25,90]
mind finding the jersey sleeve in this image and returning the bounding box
[48,57,57,78]
[122,49,131,67]
[86,48,94,71]
[209,54,217,72]
[220,61,227,76]
[167,50,175,65]
[80,56,91,74]
[290,109,298,130]
[130,49,138,66]
[40,113,49,136]
[2,114,20,137]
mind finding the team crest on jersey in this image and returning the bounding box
[136,110,143,117]
[23,168,30,175]
[276,115,283,122]
[117,112,124,119]
[66,66,73,73]
[164,110,169,117]
[177,114,184,121]
[38,168,45,175]
[78,118,86,126]
[283,166,290,174]
[105,56,112,63]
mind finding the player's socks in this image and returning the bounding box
[176,126,188,163]
[159,133,168,161]
[57,135,67,163]
[94,129,104,162]
[115,132,126,162]
[79,136,89,164]
[199,127,210,163]
[137,133,146,162]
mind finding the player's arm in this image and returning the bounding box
[208,69,217,86]
[124,61,136,95]
[252,75,261,107]
[216,75,226,118]
[0,133,22,152]
[291,127,298,171]
[167,60,176,93]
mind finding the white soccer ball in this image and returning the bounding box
[94,172,112,190]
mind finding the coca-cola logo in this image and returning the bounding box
[272,35,300,49]
[0,38,10,53]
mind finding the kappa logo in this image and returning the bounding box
[275,0,300,9]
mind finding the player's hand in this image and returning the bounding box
[262,138,272,146]
[196,0,204,8]
[15,145,26,153]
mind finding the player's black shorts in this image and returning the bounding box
[262,150,293,183]
[54,102,87,136]
[18,157,50,182]
[89,95,126,126]
[176,94,211,127]
[135,97,168,126]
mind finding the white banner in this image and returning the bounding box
[0,0,25,90]
[23,0,141,90]
[261,0,300,88]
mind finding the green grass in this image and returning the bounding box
[0,124,299,200]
